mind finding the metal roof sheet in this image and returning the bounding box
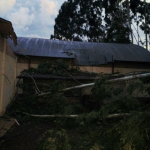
[0,17,17,46]
[7,37,150,65]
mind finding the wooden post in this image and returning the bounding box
[28,58,31,69]
[112,62,114,74]
[0,38,6,114]
[14,57,18,91]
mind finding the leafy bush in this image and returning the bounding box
[37,129,71,150]
[91,76,112,105]
[21,60,98,77]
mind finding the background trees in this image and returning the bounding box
[102,0,131,43]
[51,0,150,46]
[51,0,104,42]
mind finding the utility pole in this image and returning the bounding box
[144,0,148,50]
[127,0,133,44]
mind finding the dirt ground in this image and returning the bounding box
[0,119,97,150]
[0,122,54,150]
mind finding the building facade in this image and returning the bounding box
[8,37,150,76]
[0,18,17,115]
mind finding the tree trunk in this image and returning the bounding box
[127,0,133,43]
[144,0,148,50]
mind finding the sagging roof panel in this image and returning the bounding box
[7,37,150,66]
[0,17,17,46]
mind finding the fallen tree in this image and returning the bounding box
[16,111,130,118]
[8,68,150,150]
[37,72,150,96]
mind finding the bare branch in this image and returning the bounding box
[23,73,41,94]
[56,64,83,85]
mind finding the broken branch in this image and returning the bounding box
[17,111,130,118]
[23,73,41,94]
[55,64,83,85]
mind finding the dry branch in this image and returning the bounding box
[56,65,83,85]
[24,73,41,94]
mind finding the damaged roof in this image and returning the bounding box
[0,18,17,46]
[7,37,150,66]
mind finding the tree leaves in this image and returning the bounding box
[51,0,150,45]
[51,0,104,42]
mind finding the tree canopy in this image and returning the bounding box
[51,0,104,42]
[51,0,150,45]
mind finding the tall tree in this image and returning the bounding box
[102,0,131,43]
[51,0,150,45]
[51,0,104,42]
[129,0,150,47]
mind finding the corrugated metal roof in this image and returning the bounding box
[7,37,75,59]
[7,37,150,65]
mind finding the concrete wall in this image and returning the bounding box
[0,35,4,112]
[0,51,3,112]
[16,56,73,76]
[16,56,112,75]
[16,55,150,77]
[114,61,150,74]
[74,62,150,74]
[0,34,16,115]
[78,65,112,74]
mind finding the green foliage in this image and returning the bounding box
[146,86,150,95]
[52,0,150,45]
[51,0,104,42]
[75,76,150,150]
[91,76,112,104]
[90,143,104,150]
[7,72,150,150]
[22,59,69,75]
[50,95,66,114]
[113,87,123,96]
[103,0,131,43]
[7,80,67,120]
[22,60,97,77]
[51,0,131,43]
[127,81,142,94]
[37,129,71,150]
[99,112,150,150]
[56,59,69,70]
[7,79,86,122]
[69,67,80,73]
[140,76,150,84]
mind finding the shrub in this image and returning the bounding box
[37,129,71,150]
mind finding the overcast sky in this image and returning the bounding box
[0,0,149,48]
[0,0,66,38]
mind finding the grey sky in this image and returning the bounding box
[0,0,66,38]
[0,0,149,49]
